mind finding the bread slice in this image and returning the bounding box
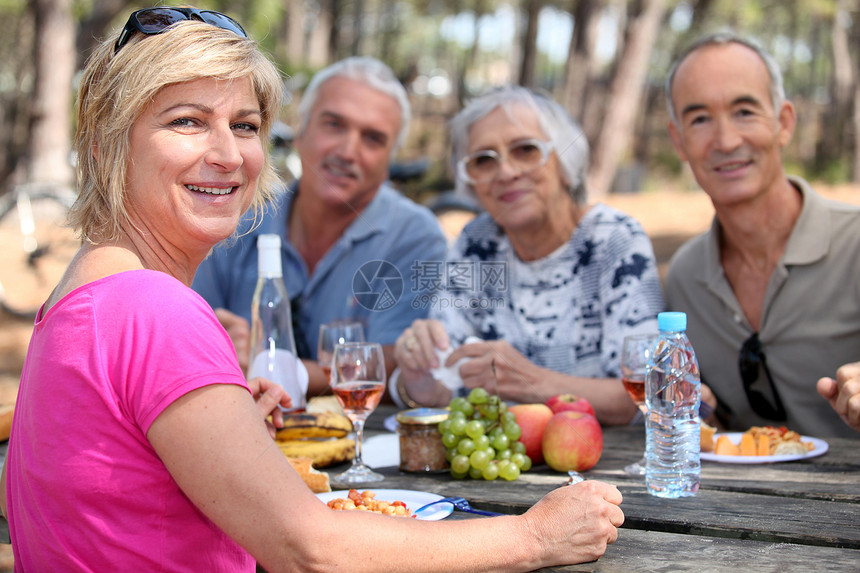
[287,456,331,493]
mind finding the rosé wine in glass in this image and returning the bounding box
[621,334,657,476]
[332,381,385,418]
[330,342,386,484]
[622,375,647,409]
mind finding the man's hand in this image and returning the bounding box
[247,376,292,438]
[215,308,251,373]
[817,362,860,433]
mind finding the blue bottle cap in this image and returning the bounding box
[658,311,687,332]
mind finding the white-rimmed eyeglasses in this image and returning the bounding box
[457,138,553,185]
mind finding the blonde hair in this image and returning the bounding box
[71,20,283,242]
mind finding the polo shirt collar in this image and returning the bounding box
[781,175,830,265]
[283,180,391,245]
[340,182,393,244]
[702,175,828,286]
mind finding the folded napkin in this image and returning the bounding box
[431,336,483,391]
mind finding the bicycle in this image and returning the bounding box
[0,182,79,319]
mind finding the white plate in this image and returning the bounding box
[316,489,453,521]
[361,433,400,468]
[383,413,398,433]
[701,433,829,464]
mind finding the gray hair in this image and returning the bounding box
[297,57,410,158]
[450,86,589,205]
[666,32,785,126]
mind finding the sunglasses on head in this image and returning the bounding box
[738,332,787,421]
[114,7,247,54]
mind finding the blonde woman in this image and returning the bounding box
[1,8,622,571]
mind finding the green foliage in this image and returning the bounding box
[0,0,25,13]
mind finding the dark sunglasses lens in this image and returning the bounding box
[738,336,759,383]
[134,9,187,33]
[738,335,786,420]
[200,11,247,37]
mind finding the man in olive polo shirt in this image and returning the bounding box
[664,33,860,438]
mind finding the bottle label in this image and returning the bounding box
[248,349,309,411]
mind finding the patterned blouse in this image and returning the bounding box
[429,204,665,378]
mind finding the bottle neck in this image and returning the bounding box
[258,246,283,278]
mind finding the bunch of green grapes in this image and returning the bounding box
[438,388,532,480]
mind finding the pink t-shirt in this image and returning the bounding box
[6,270,255,571]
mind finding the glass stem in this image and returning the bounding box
[352,418,366,467]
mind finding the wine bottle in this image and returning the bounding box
[248,234,308,411]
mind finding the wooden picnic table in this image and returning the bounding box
[1,404,856,571]
[333,404,860,572]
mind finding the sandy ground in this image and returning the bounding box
[0,183,857,564]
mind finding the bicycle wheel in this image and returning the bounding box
[0,192,79,319]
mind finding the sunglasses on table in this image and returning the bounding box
[114,7,247,54]
[738,332,787,421]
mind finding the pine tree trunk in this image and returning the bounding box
[518,0,543,88]
[563,0,601,121]
[28,0,75,188]
[586,0,666,198]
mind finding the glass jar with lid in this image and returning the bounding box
[396,408,449,473]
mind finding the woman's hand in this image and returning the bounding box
[524,480,624,566]
[394,319,452,406]
[394,318,450,373]
[448,339,542,403]
[248,377,292,438]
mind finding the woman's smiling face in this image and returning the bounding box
[124,75,264,255]
[466,104,569,234]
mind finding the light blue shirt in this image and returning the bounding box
[192,182,447,359]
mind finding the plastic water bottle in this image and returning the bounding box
[248,234,308,412]
[645,311,701,498]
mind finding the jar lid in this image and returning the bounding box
[396,407,449,425]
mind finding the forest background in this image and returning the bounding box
[1,1,860,566]
[2,0,860,201]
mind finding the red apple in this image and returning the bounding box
[541,411,603,472]
[509,403,554,465]
[545,393,596,418]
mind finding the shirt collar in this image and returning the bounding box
[282,180,391,245]
[781,175,830,265]
[703,175,830,285]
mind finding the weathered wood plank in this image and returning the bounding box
[357,408,860,555]
[364,469,860,549]
[545,528,860,572]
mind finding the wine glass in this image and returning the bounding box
[317,321,365,381]
[621,333,658,476]
[330,341,386,483]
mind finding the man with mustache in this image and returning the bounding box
[664,33,860,438]
[193,57,447,397]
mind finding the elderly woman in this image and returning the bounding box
[394,87,665,425]
[0,8,623,570]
